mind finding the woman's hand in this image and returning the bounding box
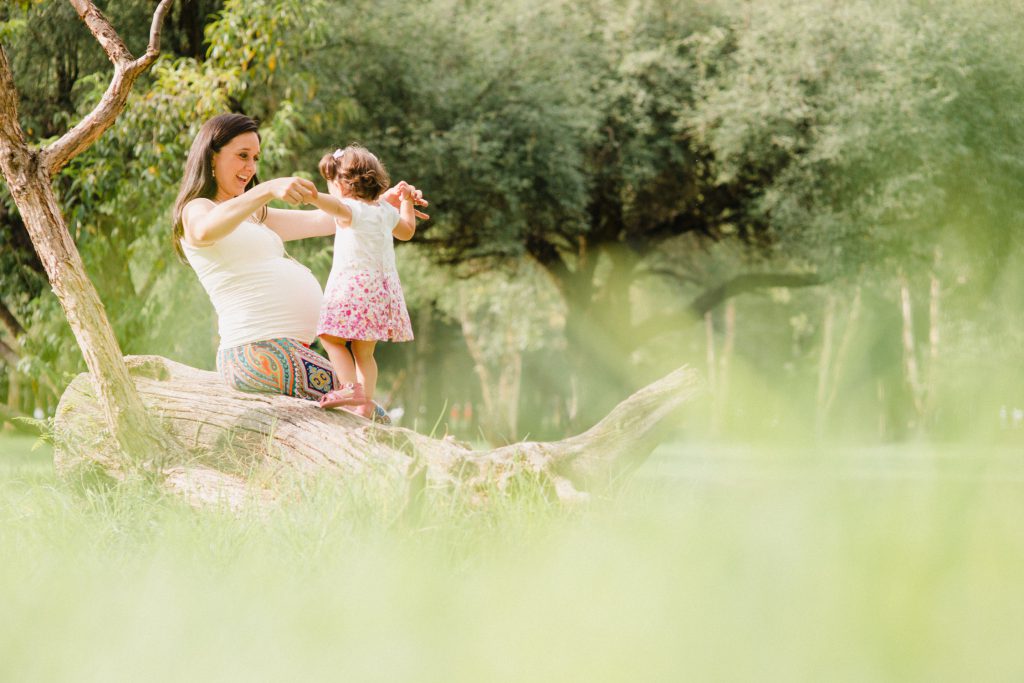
[263,177,318,205]
[384,181,430,220]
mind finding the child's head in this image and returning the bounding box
[318,145,391,201]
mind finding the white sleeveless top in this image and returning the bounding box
[182,219,324,350]
[330,198,401,274]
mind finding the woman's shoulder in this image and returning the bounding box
[181,197,216,226]
[183,196,216,212]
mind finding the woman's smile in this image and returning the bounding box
[213,131,260,199]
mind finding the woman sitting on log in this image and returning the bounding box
[170,113,427,420]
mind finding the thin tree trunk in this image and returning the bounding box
[704,310,718,436]
[456,289,524,444]
[3,366,20,431]
[925,247,942,417]
[816,292,837,436]
[495,341,522,441]
[0,163,171,457]
[712,299,735,436]
[0,1,177,460]
[898,274,925,424]
[823,286,861,419]
[704,310,717,394]
[402,305,432,429]
[457,297,498,439]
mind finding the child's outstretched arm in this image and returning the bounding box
[309,192,353,228]
[392,184,417,241]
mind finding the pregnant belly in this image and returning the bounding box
[214,259,324,345]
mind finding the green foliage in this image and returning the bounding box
[3,0,1024,442]
[686,0,1024,274]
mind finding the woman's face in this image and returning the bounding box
[212,132,260,201]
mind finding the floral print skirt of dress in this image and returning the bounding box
[317,269,414,342]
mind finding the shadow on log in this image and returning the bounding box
[54,356,703,509]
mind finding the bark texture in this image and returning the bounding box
[53,356,703,508]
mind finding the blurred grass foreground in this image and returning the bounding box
[3,434,1024,682]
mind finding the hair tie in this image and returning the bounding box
[332,148,344,159]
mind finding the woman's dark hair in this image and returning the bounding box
[318,144,390,201]
[171,113,262,261]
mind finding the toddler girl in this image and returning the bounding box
[310,144,418,420]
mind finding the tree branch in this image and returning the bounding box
[525,234,573,301]
[0,339,19,367]
[689,272,827,317]
[631,271,829,341]
[0,299,25,341]
[0,46,30,156]
[68,0,133,64]
[41,0,174,175]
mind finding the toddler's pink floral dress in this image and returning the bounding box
[316,198,414,342]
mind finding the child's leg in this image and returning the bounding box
[350,340,378,401]
[319,334,357,385]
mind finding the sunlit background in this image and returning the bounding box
[1,0,1023,679]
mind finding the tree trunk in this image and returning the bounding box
[3,366,21,432]
[925,247,942,417]
[461,327,521,444]
[0,151,174,458]
[0,1,176,460]
[456,290,525,444]
[898,273,925,427]
[53,356,704,509]
[815,292,837,437]
[822,286,861,428]
[704,310,717,392]
[715,299,735,436]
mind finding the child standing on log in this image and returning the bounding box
[309,145,419,421]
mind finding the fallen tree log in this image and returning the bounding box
[53,356,702,509]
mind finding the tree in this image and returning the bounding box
[0,0,178,458]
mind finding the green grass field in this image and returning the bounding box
[2,433,1023,682]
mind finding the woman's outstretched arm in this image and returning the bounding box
[183,176,317,246]
[263,206,338,241]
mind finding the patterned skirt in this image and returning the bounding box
[317,269,414,342]
[216,337,337,401]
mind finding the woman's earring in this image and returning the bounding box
[212,166,216,179]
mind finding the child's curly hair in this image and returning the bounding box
[318,144,391,201]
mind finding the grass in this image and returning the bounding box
[1,433,1023,682]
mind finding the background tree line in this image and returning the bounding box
[1,0,1022,445]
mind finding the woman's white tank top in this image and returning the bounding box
[182,219,324,350]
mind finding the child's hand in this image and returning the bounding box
[393,180,413,201]
[387,181,430,220]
